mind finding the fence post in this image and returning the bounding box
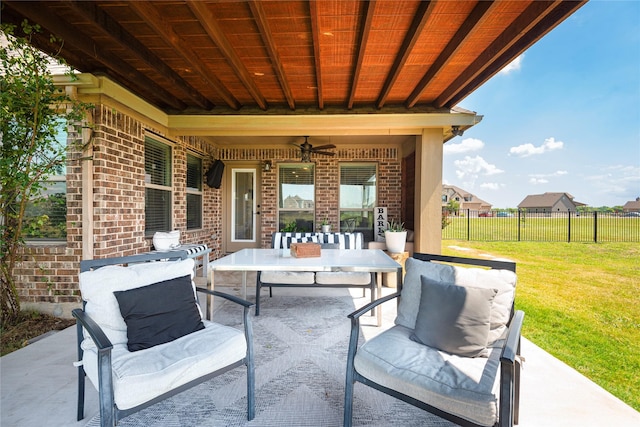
[517,209,521,241]
[567,209,572,243]
[593,211,598,243]
[467,209,470,241]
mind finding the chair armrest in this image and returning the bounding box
[72,308,113,351]
[501,310,524,364]
[347,291,401,320]
[196,287,255,309]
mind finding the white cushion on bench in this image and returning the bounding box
[260,271,316,284]
[315,271,371,285]
[354,325,501,427]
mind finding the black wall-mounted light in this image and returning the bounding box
[263,160,272,171]
[451,125,464,137]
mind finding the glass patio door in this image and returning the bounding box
[225,164,261,252]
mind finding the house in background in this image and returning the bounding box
[622,198,640,213]
[518,192,586,213]
[442,185,492,212]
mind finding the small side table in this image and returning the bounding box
[383,251,409,288]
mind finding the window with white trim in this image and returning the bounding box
[339,163,377,241]
[186,153,203,230]
[278,164,315,232]
[144,137,172,235]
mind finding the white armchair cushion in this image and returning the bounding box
[79,259,197,346]
[396,257,516,345]
[354,325,501,427]
[81,320,247,410]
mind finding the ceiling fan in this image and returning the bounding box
[293,136,336,162]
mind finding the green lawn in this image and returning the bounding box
[441,241,640,411]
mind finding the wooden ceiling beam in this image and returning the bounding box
[406,0,496,108]
[248,0,295,110]
[347,0,377,110]
[376,0,435,109]
[436,1,559,108]
[187,0,268,111]
[441,0,585,108]
[308,0,324,110]
[128,1,241,111]
[65,0,213,110]
[5,1,187,111]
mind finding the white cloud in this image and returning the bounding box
[510,137,564,157]
[529,177,548,184]
[454,156,504,181]
[480,182,504,190]
[444,138,484,155]
[584,165,640,199]
[529,170,569,179]
[499,54,523,75]
[527,170,568,185]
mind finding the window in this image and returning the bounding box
[144,137,172,235]
[339,163,376,241]
[186,153,203,230]
[278,164,315,232]
[24,120,67,240]
[24,176,67,240]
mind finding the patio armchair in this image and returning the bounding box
[344,253,524,427]
[73,252,255,427]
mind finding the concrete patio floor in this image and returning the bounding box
[2,283,639,427]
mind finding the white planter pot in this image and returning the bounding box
[384,231,407,253]
[153,230,181,251]
[321,225,331,233]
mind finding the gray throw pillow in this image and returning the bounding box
[396,257,455,328]
[410,276,497,357]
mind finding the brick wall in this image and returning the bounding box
[16,104,221,316]
[15,104,402,316]
[218,146,401,248]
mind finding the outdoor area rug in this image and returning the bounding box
[87,292,456,427]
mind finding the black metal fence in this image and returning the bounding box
[442,209,640,242]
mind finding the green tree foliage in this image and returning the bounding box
[1,22,91,326]
[446,199,460,213]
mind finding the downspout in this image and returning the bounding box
[81,115,94,261]
[66,85,94,261]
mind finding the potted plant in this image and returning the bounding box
[321,217,331,233]
[384,219,407,253]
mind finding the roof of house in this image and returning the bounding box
[443,185,492,208]
[623,200,640,210]
[518,192,586,208]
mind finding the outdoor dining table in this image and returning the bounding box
[207,248,402,326]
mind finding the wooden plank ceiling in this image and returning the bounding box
[2,0,585,115]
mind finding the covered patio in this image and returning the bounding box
[6,2,636,425]
[2,0,591,318]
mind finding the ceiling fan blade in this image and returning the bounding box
[311,144,336,150]
[314,150,336,156]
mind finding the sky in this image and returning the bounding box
[446,0,640,209]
